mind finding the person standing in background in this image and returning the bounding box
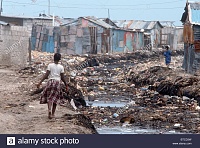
[164,45,171,67]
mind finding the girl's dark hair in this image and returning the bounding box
[54,53,61,61]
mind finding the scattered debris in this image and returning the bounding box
[62,114,98,134]
[20,50,200,133]
[120,117,135,124]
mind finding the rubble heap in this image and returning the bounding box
[128,66,200,104]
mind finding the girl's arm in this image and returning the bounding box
[61,73,67,86]
[37,70,50,88]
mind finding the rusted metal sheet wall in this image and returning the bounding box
[183,44,195,73]
[124,32,134,51]
[161,27,183,50]
[112,29,144,53]
[176,28,184,43]
[75,26,83,54]
[80,18,111,54]
[133,32,144,50]
[60,25,76,54]
[97,27,103,54]
[32,18,148,55]
[60,18,108,54]
[148,23,162,48]
[82,27,90,54]
[31,25,55,53]
[82,18,109,54]
[161,27,173,45]
[112,29,125,53]
[149,29,159,48]
[191,25,200,73]
[183,25,200,73]
[101,29,111,53]
[75,37,82,54]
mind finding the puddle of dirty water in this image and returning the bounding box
[97,126,188,134]
[0,69,14,73]
[88,101,190,134]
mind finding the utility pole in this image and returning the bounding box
[0,0,3,16]
[108,9,110,19]
[107,8,112,54]
[48,0,50,15]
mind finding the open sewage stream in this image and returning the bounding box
[26,50,200,134]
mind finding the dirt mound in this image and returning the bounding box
[128,66,200,103]
[62,114,98,134]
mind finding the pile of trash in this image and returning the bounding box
[128,66,200,104]
[62,113,98,134]
[24,49,200,133]
[80,90,200,133]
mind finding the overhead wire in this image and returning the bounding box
[3,0,184,10]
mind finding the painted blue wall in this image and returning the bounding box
[31,35,54,53]
[112,29,144,52]
[191,9,200,24]
[48,36,55,53]
[31,36,36,50]
[133,32,144,50]
[112,29,125,53]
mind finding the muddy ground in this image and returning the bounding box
[0,67,95,134]
[1,49,200,134]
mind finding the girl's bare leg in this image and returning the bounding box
[52,103,57,118]
[48,102,52,119]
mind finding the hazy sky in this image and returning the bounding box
[2,0,187,26]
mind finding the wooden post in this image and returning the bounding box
[0,0,3,16]
[28,38,32,66]
[48,0,50,15]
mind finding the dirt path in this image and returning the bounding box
[0,67,92,134]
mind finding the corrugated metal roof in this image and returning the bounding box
[113,20,162,30]
[0,15,78,26]
[61,16,114,29]
[191,9,200,24]
[61,19,78,26]
[82,16,114,29]
[0,20,9,25]
[188,2,200,24]
[0,15,53,20]
[99,18,119,28]
[62,16,114,28]
[63,18,76,24]
[190,2,200,10]
[54,17,76,26]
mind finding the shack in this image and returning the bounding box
[160,21,184,50]
[181,1,200,73]
[112,28,144,52]
[0,15,54,36]
[60,16,114,54]
[60,17,144,54]
[113,20,163,50]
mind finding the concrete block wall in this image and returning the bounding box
[23,19,53,36]
[0,25,29,67]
